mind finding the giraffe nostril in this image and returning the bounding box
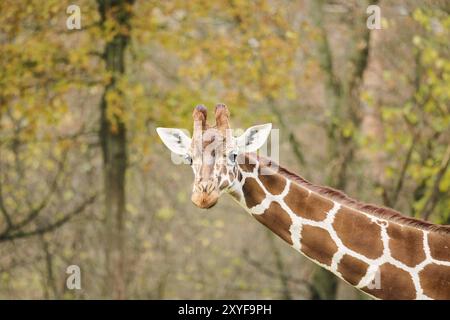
[195,182,215,194]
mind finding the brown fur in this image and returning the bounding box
[242,177,265,208]
[428,232,450,261]
[284,183,330,221]
[419,264,450,299]
[300,225,338,266]
[333,207,384,259]
[258,173,286,195]
[387,224,426,267]
[253,202,293,245]
[362,263,416,300]
[337,254,369,286]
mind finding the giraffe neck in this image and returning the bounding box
[228,154,450,300]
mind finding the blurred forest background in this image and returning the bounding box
[0,0,449,299]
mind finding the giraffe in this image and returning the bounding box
[156,104,450,300]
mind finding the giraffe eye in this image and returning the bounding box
[185,155,193,165]
[228,152,237,164]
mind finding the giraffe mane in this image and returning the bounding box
[255,154,450,236]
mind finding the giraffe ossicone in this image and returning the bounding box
[157,104,450,300]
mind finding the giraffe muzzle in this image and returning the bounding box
[191,191,219,209]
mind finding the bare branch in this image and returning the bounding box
[0,194,97,243]
[421,145,450,221]
[384,133,419,208]
[6,151,68,234]
[0,182,13,230]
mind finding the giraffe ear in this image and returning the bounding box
[156,128,192,155]
[236,123,272,153]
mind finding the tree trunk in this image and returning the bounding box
[97,0,134,299]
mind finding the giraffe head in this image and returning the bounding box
[157,104,272,209]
